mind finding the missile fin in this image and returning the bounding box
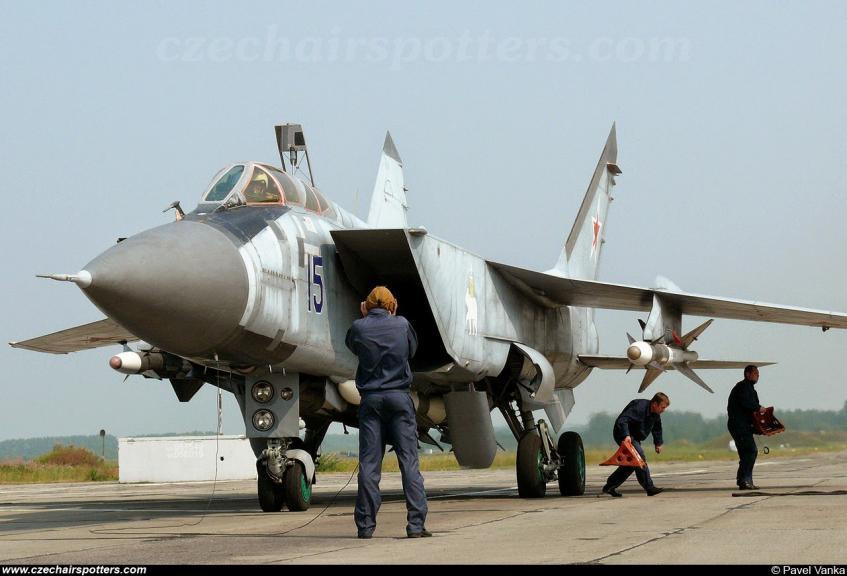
[680,319,714,350]
[676,362,714,393]
[638,367,664,392]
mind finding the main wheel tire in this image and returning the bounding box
[557,431,586,496]
[516,432,547,498]
[284,461,313,512]
[257,464,285,512]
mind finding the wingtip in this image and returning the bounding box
[604,122,618,163]
[383,131,402,164]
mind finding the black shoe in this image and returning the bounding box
[738,482,759,490]
[407,528,433,538]
[602,485,623,498]
[646,486,664,496]
[357,531,373,539]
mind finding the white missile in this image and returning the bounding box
[626,341,698,367]
[625,319,716,393]
[109,351,164,374]
[110,351,141,373]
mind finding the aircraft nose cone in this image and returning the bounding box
[81,221,248,356]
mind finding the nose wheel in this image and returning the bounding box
[255,436,314,512]
[283,461,313,511]
[257,463,285,512]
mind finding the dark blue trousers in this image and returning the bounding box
[729,427,757,486]
[604,439,655,492]
[355,390,427,536]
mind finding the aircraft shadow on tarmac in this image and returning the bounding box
[0,484,541,534]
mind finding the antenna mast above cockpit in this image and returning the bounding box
[275,123,316,188]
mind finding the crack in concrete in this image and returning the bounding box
[265,544,365,564]
[585,477,829,564]
[452,510,529,531]
[2,541,135,564]
[441,494,611,534]
[585,495,769,564]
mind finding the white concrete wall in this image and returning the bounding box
[118,436,258,483]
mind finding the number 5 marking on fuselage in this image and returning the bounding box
[307,253,324,314]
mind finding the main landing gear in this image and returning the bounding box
[502,403,585,499]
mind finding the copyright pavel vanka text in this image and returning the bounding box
[773,567,845,575]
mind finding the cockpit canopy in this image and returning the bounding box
[199,162,335,217]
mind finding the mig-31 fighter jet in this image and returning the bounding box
[13,123,847,510]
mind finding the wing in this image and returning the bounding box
[10,318,137,354]
[490,261,847,329]
[578,355,775,370]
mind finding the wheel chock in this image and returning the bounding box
[600,442,646,468]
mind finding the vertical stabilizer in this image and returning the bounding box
[549,124,620,280]
[367,132,408,228]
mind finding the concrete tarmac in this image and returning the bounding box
[1,450,846,565]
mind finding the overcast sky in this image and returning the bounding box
[2,1,846,441]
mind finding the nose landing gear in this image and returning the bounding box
[256,438,314,512]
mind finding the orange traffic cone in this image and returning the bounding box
[600,441,646,468]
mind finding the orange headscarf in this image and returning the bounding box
[365,286,397,314]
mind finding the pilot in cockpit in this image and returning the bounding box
[244,171,278,203]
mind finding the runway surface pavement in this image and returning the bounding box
[1,450,846,564]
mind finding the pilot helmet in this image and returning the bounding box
[253,171,269,188]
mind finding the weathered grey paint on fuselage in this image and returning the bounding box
[157,202,598,392]
[196,201,366,375]
[403,232,596,390]
[232,205,362,376]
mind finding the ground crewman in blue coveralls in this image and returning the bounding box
[602,392,670,497]
[345,286,430,539]
[727,365,763,490]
